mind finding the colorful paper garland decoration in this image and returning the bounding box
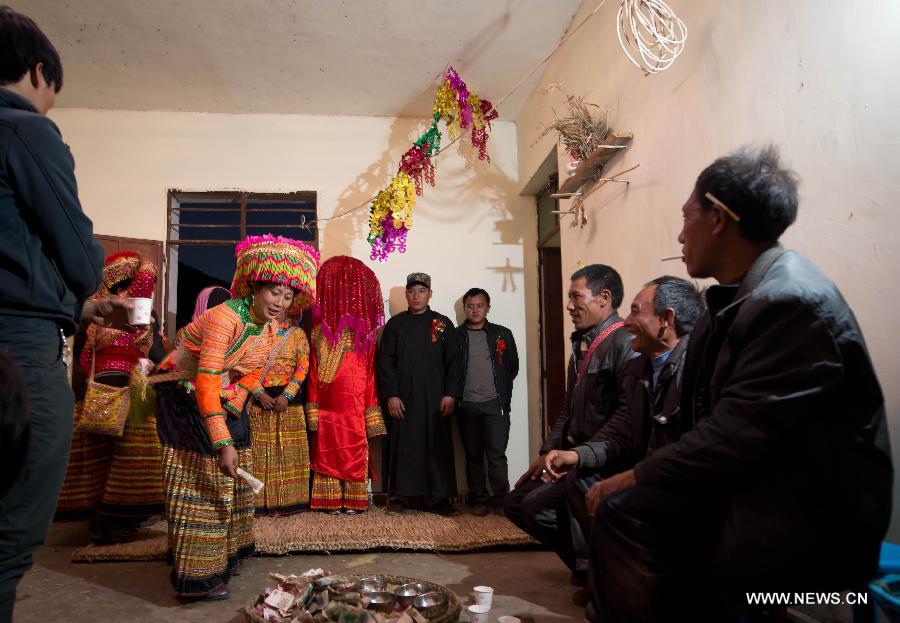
[368,67,498,262]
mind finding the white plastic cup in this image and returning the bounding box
[467,604,490,623]
[497,617,521,623]
[128,297,152,325]
[473,585,494,608]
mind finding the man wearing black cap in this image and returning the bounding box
[378,272,463,516]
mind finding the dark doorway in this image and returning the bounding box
[536,177,566,437]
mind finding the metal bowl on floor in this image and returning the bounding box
[364,590,397,613]
[357,577,387,593]
[394,581,429,608]
[412,591,449,618]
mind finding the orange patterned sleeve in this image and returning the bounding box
[282,328,310,401]
[223,368,264,417]
[195,306,236,448]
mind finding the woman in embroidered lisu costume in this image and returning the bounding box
[306,256,386,514]
[152,235,318,600]
[249,309,311,515]
[56,252,167,543]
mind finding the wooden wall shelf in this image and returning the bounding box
[557,131,633,195]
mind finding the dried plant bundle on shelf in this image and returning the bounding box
[539,95,609,161]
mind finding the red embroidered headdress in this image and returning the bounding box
[101,251,140,291]
[312,255,384,352]
[99,251,156,299]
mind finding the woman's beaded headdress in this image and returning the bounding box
[230,235,320,315]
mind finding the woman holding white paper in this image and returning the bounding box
[151,235,318,601]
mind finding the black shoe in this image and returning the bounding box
[469,503,490,516]
[203,585,231,601]
[88,517,111,544]
[181,585,230,601]
[388,496,420,515]
[429,499,459,517]
[387,501,408,516]
[107,526,138,544]
[344,509,359,516]
[490,499,506,516]
[140,514,163,528]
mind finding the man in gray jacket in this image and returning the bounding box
[455,288,519,516]
[586,146,893,622]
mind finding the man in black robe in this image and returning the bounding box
[378,272,463,516]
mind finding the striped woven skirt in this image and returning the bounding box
[249,395,309,515]
[310,473,370,511]
[155,381,254,596]
[56,405,164,521]
[56,422,114,516]
[98,415,164,518]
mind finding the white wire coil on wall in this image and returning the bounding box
[616,0,688,74]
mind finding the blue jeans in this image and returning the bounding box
[0,316,74,622]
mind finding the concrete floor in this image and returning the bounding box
[12,521,586,622]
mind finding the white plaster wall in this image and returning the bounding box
[49,108,535,491]
[516,0,900,534]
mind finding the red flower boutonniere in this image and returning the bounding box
[496,336,507,365]
[431,318,446,343]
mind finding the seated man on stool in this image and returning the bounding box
[503,264,633,585]
[586,146,892,622]
[543,276,703,596]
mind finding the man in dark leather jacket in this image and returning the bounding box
[542,276,703,563]
[503,264,633,580]
[586,146,893,622]
[455,288,519,516]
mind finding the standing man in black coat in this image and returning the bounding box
[0,8,106,622]
[379,272,463,516]
[455,288,519,516]
[586,146,893,622]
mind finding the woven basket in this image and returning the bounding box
[244,573,460,623]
